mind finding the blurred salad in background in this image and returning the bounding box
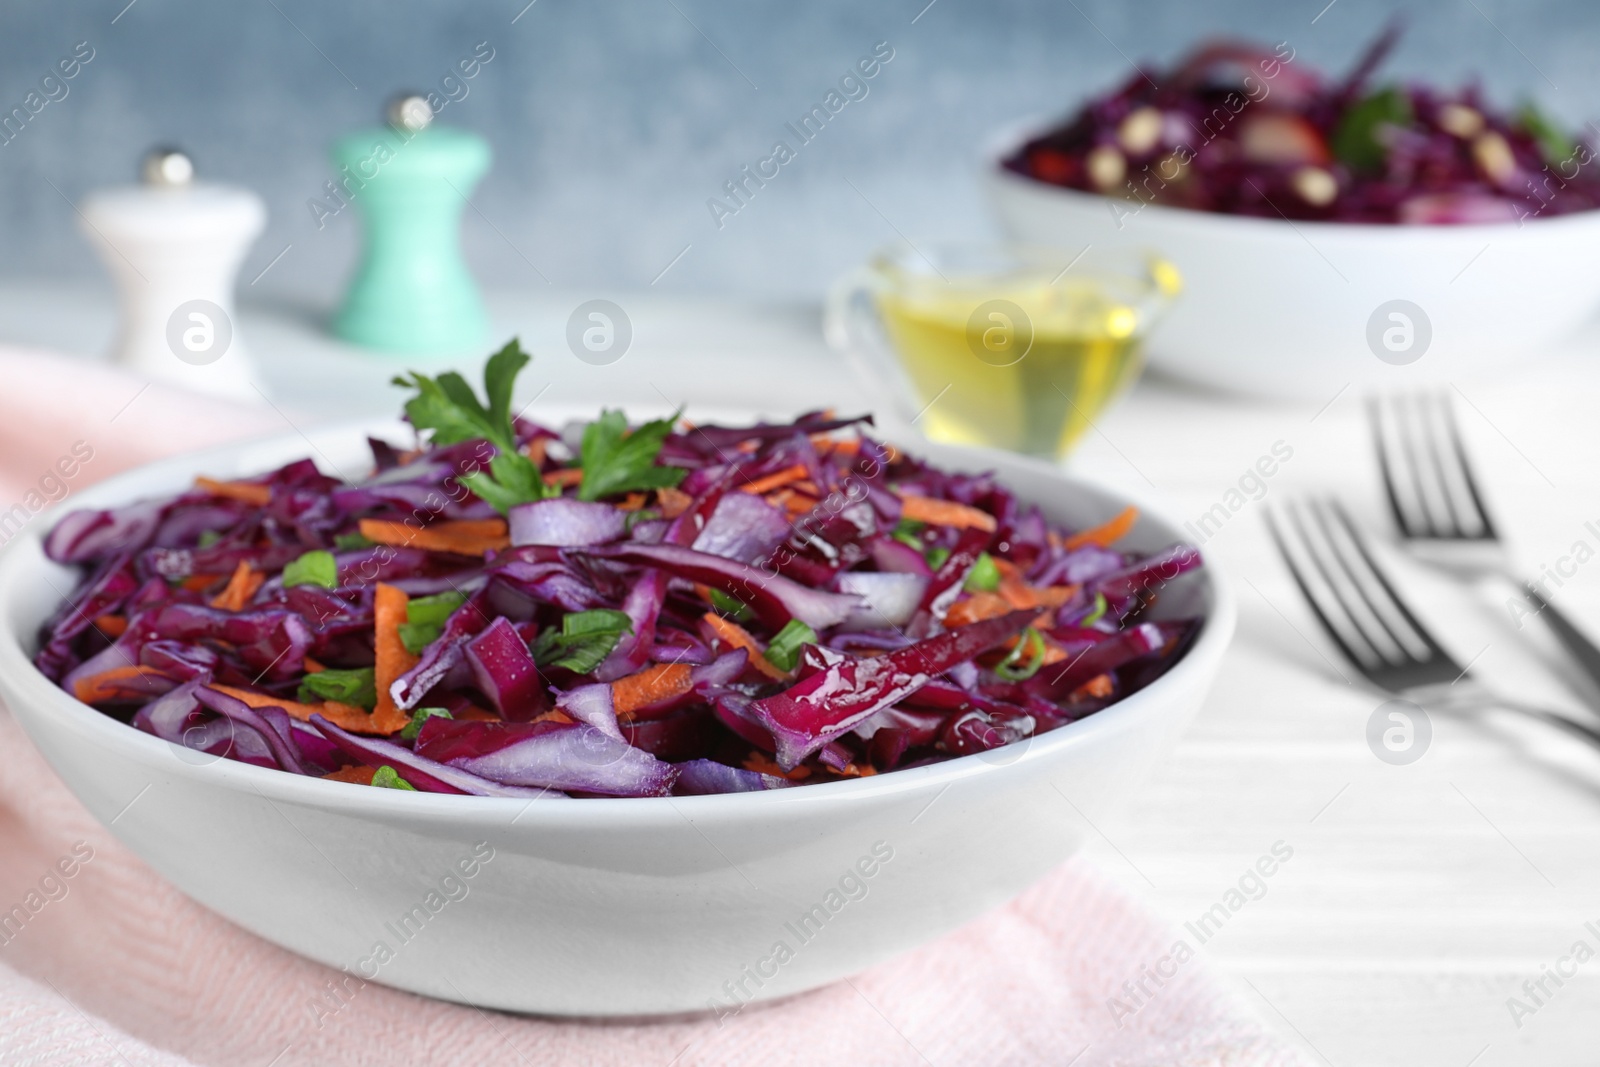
[1005,25,1599,224]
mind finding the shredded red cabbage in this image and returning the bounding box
[1005,26,1600,224]
[36,343,1203,795]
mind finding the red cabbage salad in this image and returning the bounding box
[35,340,1203,798]
[1004,26,1600,224]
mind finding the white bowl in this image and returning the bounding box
[0,416,1234,1016]
[987,139,1600,398]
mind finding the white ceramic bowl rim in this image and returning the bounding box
[983,116,1600,238]
[0,421,1236,829]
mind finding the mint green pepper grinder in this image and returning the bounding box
[332,95,491,353]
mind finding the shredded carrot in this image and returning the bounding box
[209,561,264,612]
[1064,506,1139,550]
[780,492,818,517]
[611,662,694,718]
[72,665,168,703]
[94,614,127,638]
[195,476,272,506]
[740,464,808,496]
[323,764,378,785]
[371,584,417,734]
[897,494,998,533]
[181,573,221,592]
[207,683,379,733]
[1073,673,1116,700]
[616,492,648,512]
[743,753,811,781]
[998,576,1079,611]
[524,437,549,466]
[544,468,584,488]
[656,487,692,518]
[302,655,327,673]
[530,709,576,726]
[702,613,788,681]
[835,762,877,778]
[942,592,1014,628]
[791,480,820,496]
[819,436,860,456]
[457,704,501,722]
[358,518,509,557]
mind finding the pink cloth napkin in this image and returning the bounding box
[0,347,1304,1067]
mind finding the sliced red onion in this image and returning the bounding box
[833,571,927,631]
[869,536,933,578]
[673,758,792,795]
[554,682,622,740]
[391,587,493,710]
[692,492,792,564]
[195,686,312,775]
[592,571,666,682]
[576,543,861,631]
[44,500,165,564]
[449,721,679,797]
[509,499,626,547]
[145,604,311,681]
[311,715,566,798]
[131,679,205,744]
[464,616,546,721]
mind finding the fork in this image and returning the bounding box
[1265,498,1600,746]
[1368,393,1600,698]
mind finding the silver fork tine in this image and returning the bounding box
[1434,391,1498,541]
[1325,500,1457,665]
[1417,394,1470,538]
[1369,396,1416,539]
[1287,501,1402,663]
[1264,505,1372,670]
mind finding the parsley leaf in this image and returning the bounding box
[401,706,452,740]
[763,619,816,673]
[333,532,375,551]
[397,591,468,655]
[577,410,687,501]
[1518,101,1575,166]
[371,765,417,790]
[531,609,633,674]
[1330,86,1412,175]
[283,549,338,589]
[298,667,377,709]
[393,339,555,514]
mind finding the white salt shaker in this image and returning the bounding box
[79,149,266,401]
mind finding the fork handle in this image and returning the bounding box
[1522,585,1600,706]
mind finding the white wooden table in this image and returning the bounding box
[7,282,1599,1065]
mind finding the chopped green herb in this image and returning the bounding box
[964,552,1001,593]
[763,619,817,673]
[577,409,687,501]
[401,706,452,740]
[370,765,417,791]
[298,667,377,710]
[1081,591,1109,627]
[925,546,951,570]
[282,549,338,589]
[397,591,468,654]
[994,627,1048,681]
[708,587,753,621]
[197,529,224,549]
[1330,86,1412,174]
[333,532,375,551]
[393,339,556,514]
[1518,101,1575,166]
[531,608,634,674]
[891,518,926,551]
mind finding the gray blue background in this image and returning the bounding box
[0,0,1593,301]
